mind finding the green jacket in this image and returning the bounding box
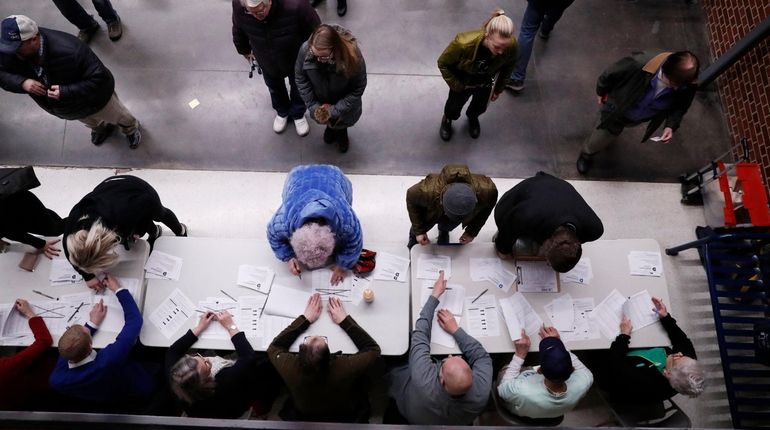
[406,165,498,237]
[596,51,697,141]
[437,29,517,94]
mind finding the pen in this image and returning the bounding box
[220,289,237,302]
[237,284,268,295]
[32,290,58,300]
[67,302,85,323]
[471,289,488,304]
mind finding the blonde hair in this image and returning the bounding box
[66,219,119,275]
[309,24,361,78]
[483,8,514,39]
[58,325,92,362]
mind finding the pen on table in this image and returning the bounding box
[67,302,84,323]
[220,289,237,302]
[471,288,488,304]
[32,290,58,301]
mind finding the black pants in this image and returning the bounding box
[52,0,118,29]
[443,86,491,120]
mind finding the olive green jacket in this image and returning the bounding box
[437,29,517,94]
[406,165,498,237]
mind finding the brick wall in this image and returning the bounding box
[702,1,770,180]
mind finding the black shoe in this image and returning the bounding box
[506,79,525,93]
[538,29,550,40]
[148,224,163,245]
[323,127,335,144]
[127,128,142,149]
[437,230,450,245]
[91,124,116,146]
[78,21,99,44]
[440,115,453,141]
[337,0,347,16]
[468,116,481,139]
[107,16,122,41]
[177,223,188,237]
[311,0,324,6]
[337,128,349,153]
[576,152,593,175]
[407,231,418,249]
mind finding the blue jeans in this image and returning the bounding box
[262,70,306,120]
[52,0,118,29]
[511,0,574,82]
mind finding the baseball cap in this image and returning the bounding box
[442,183,477,219]
[0,15,38,55]
[539,337,574,382]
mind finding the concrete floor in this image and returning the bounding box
[0,0,730,181]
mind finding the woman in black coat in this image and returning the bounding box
[0,190,64,258]
[166,311,280,419]
[62,175,186,289]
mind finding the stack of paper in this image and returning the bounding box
[628,251,663,277]
[149,289,196,339]
[238,296,268,337]
[470,258,516,292]
[49,259,83,286]
[263,285,311,318]
[372,252,410,283]
[560,298,601,342]
[257,315,294,349]
[560,258,594,285]
[416,254,451,280]
[591,289,660,339]
[312,268,353,302]
[236,265,274,294]
[145,251,183,280]
[464,295,500,338]
[420,281,465,348]
[544,294,575,332]
[198,298,240,340]
[498,293,544,340]
[516,261,558,292]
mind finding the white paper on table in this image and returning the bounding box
[628,251,663,277]
[263,284,311,318]
[49,259,83,285]
[464,295,500,338]
[198,299,240,340]
[24,300,71,335]
[505,293,544,337]
[498,298,523,341]
[350,274,371,306]
[149,289,196,339]
[545,294,575,332]
[430,315,460,348]
[312,268,353,302]
[238,296,268,338]
[372,252,410,283]
[485,266,516,292]
[258,315,294,349]
[1,304,30,338]
[416,254,452,280]
[516,260,558,292]
[420,281,465,316]
[469,258,501,282]
[622,290,659,331]
[236,265,274,294]
[560,298,601,342]
[591,289,626,339]
[560,258,593,285]
[144,251,183,280]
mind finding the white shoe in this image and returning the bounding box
[273,115,288,133]
[294,116,310,137]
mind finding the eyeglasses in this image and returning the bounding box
[310,46,334,63]
[303,335,328,344]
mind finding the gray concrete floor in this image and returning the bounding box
[0,0,731,181]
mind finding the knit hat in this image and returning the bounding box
[539,337,573,382]
[442,183,477,219]
[0,15,37,54]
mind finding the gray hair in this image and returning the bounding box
[66,219,119,275]
[290,222,335,269]
[668,357,705,397]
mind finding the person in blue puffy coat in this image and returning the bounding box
[267,164,362,285]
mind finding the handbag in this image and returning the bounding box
[0,166,40,200]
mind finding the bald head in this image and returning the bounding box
[440,356,473,396]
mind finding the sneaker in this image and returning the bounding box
[177,223,188,237]
[506,79,525,92]
[90,123,115,146]
[439,115,453,141]
[468,116,481,139]
[437,230,450,245]
[337,0,347,16]
[294,116,310,137]
[273,115,288,133]
[78,22,99,44]
[576,152,593,175]
[337,128,349,153]
[323,127,335,144]
[107,16,122,41]
[127,128,142,149]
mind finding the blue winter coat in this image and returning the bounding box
[267,165,362,269]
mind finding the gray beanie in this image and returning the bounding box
[442,183,477,219]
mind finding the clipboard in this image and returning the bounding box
[515,258,560,293]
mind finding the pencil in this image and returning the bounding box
[471,289,488,304]
[220,289,237,302]
[32,290,58,300]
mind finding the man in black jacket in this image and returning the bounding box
[577,51,699,174]
[232,0,320,137]
[494,172,603,272]
[0,15,141,149]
